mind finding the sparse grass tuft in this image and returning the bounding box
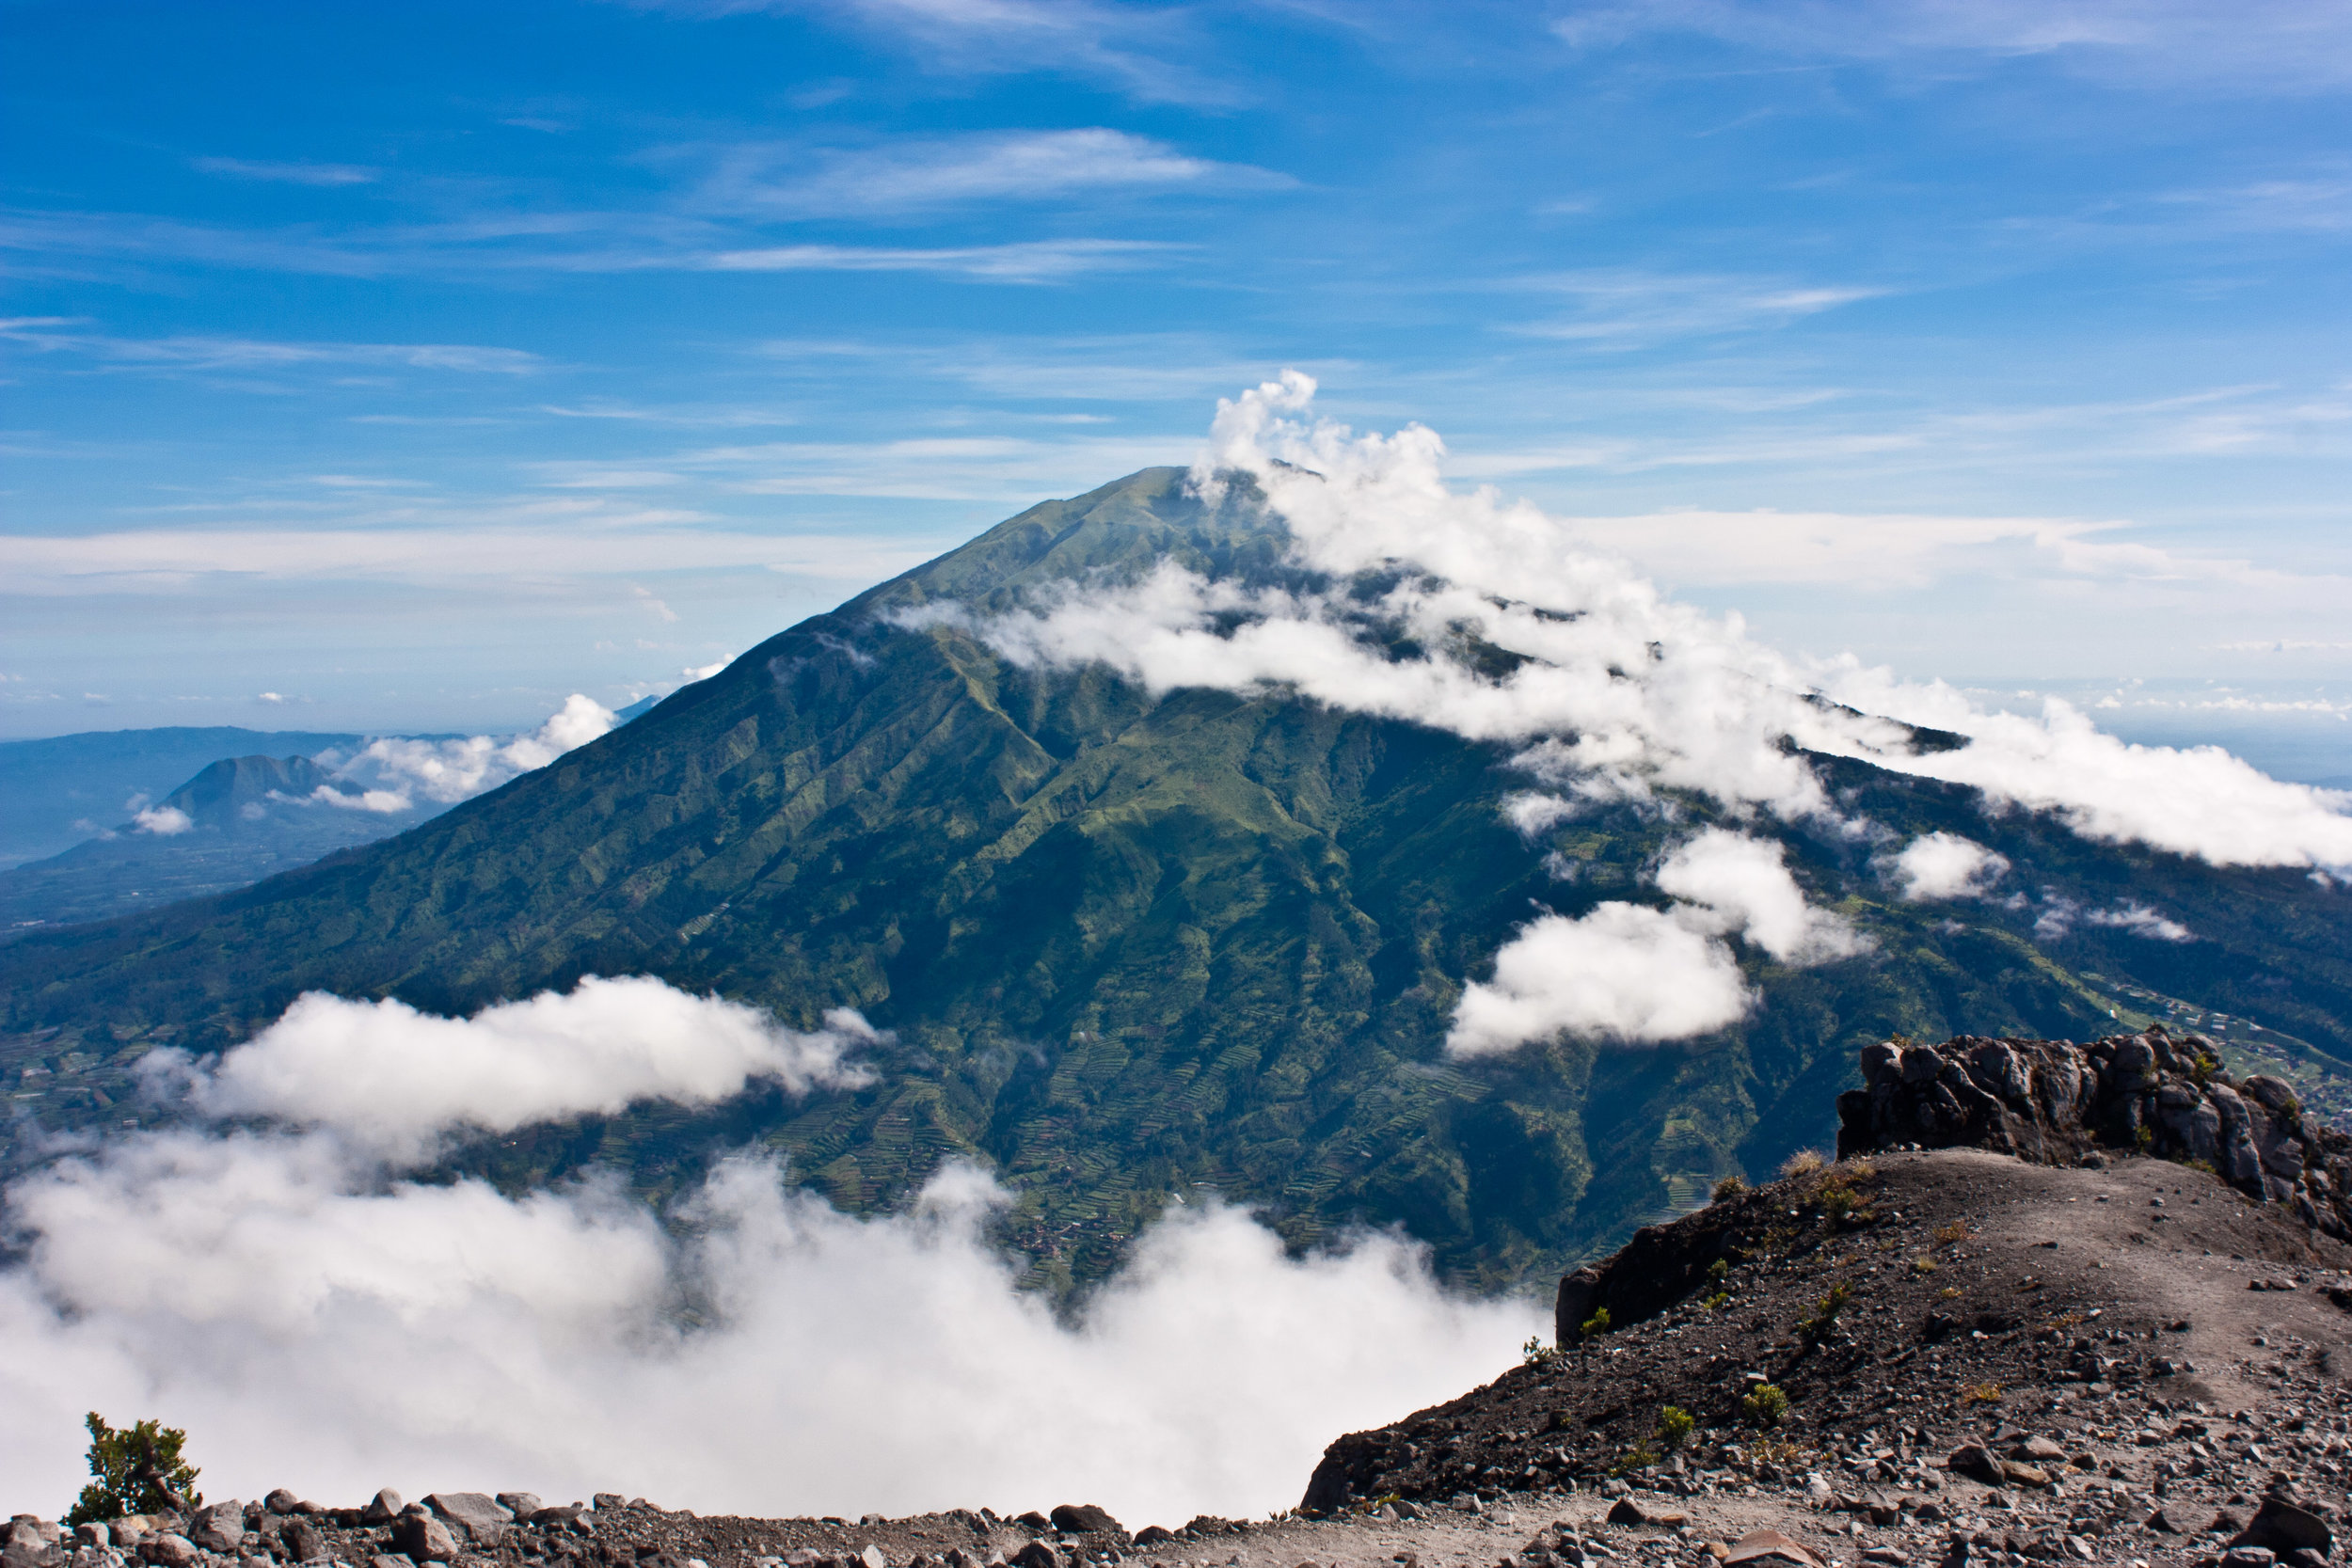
[1712,1173,1749,1201]
[1780,1148,1826,1180]
[1932,1219,1971,1246]
[1911,1255,1938,1275]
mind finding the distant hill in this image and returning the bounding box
[0,752,429,933]
[0,725,364,868]
[2,467,2345,1291]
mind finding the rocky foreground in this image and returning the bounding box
[11,1028,2352,1568]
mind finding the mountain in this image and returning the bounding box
[0,752,427,934]
[1,467,2347,1291]
[0,725,365,869]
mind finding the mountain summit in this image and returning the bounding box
[2,465,2346,1287]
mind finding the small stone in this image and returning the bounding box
[372,1557,418,1568]
[493,1497,540,1522]
[2146,1509,2182,1534]
[2012,1438,2066,1463]
[1605,1500,1647,1528]
[1723,1529,1824,1568]
[1947,1447,2003,1486]
[1010,1544,1060,1568]
[141,1537,197,1568]
[360,1494,403,1528]
[71,1530,106,1551]
[2221,1550,2276,1568]
[859,1548,889,1568]
[263,1497,298,1520]
[592,1497,627,1513]
[281,1522,326,1564]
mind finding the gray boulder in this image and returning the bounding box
[283,1520,329,1563]
[389,1517,457,1566]
[423,1496,510,1547]
[1048,1507,1121,1537]
[2236,1498,2333,1558]
[263,1496,299,1519]
[493,1497,541,1521]
[139,1536,196,1568]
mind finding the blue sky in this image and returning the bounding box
[4,0,2348,777]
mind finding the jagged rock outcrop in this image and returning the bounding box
[1836,1025,2352,1240]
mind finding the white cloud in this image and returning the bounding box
[1445,902,1753,1055]
[1508,268,1883,348]
[2088,901,2194,942]
[694,129,1283,216]
[194,157,380,186]
[185,977,881,1164]
[1883,832,2011,901]
[1654,828,1866,962]
[131,804,194,836]
[0,979,1537,1524]
[1446,829,1861,1056]
[0,319,542,375]
[317,694,618,811]
[1551,0,2352,93]
[2031,893,2193,942]
[0,523,932,594]
[930,372,2352,873]
[687,238,1177,283]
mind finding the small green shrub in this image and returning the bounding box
[1707,1258,1731,1282]
[1522,1336,1563,1369]
[1711,1173,1749,1202]
[1798,1281,1853,1344]
[1580,1306,1613,1338]
[1699,1290,1731,1311]
[1659,1405,1696,1449]
[65,1413,201,1526]
[1741,1384,1790,1427]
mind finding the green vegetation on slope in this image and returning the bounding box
[2,468,2345,1290]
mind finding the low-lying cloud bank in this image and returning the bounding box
[301,694,620,816]
[0,978,1538,1525]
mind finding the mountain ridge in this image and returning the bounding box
[2,467,2347,1290]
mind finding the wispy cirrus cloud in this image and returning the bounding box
[1551,0,2352,92]
[687,128,1288,217]
[0,318,544,375]
[193,155,381,186]
[681,237,1180,281]
[1505,268,1885,348]
[640,0,1234,105]
[0,207,1179,285]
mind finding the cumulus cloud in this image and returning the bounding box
[184,977,881,1164]
[1654,828,1867,963]
[1447,830,1863,1056]
[311,693,618,813]
[928,372,2352,874]
[1883,832,2011,901]
[131,804,194,836]
[0,979,1537,1525]
[1445,902,1753,1056]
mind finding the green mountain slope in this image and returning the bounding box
[3,468,2346,1289]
